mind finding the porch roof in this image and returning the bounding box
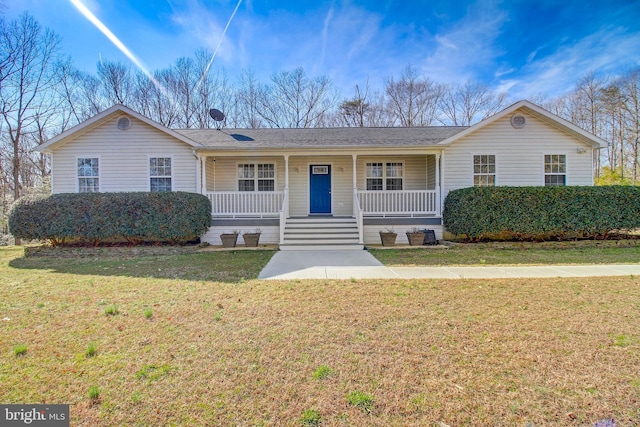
[176,126,467,150]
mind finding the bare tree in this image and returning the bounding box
[235,69,269,128]
[439,80,506,126]
[619,69,640,183]
[97,60,133,106]
[264,68,338,128]
[384,65,444,127]
[339,82,371,127]
[0,13,61,200]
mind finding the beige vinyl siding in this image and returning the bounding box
[443,111,594,194]
[51,116,197,193]
[357,156,429,190]
[426,155,437,190]
[204,157,286,192]
[289,156,353,216]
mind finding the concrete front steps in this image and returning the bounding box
[279,216,364,251]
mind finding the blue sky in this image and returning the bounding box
[6,0,640,100]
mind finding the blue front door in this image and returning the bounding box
[310,165,331,214]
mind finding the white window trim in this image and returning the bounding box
[472,153,497,187]
[365,160,405,191]
[236,161,277,192]
[76,155,101,193]
[543,153,568,186]
[148,155,174,192]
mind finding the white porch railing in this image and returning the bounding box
[207,191,284,218]
[357,190,438,217]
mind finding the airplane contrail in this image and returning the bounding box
[195,0,243,92]
[69,0,173,101]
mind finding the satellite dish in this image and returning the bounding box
[209,108,225,129]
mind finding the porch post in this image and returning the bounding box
[352,154,357,189]
[436,152,441,216]
[200,155,207,194]
[284,154,290,189]
[196,153,202,194]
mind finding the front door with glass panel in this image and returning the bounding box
[309,165,331,214]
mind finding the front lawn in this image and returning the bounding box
[1,247,638,425]
[370,239,640,266]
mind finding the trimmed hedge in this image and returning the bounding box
[9,192,212,246]
[443,186,640,241]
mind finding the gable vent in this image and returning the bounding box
[117,116,132,130]
[510,114,526,129]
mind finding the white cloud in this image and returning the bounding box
[169,0,233,62]
[501,25,640,100]
[420,0,509,84]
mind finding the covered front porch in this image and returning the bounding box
[196,151,443,247]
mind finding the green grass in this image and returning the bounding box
[88,385,100,401]
[300,408,322,426]
[370,239,640,266]
[312,364,333,380]
[104,304,119,316]
[13,344,27,357]
[1,246,639,425]
[347,390,375,413]
[85,342,97,358]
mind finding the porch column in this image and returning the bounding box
[436,153,441,215]
[284,154,290,189]
[352,154,357,189]
[200,155,207,194]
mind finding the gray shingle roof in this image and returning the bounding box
[176,126,469,150]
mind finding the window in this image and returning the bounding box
[544,154,566,186]
[473,155,496,186]
[77,158,99,192]
[366,162,403,190]
[150,157,172,192]
[238,163,275,191]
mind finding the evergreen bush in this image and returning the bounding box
[9,192,211,246]
[443,186,640,241]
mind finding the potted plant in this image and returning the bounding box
[379,228,397,246]
[220,230,239,248]
[242,228,262,247]
[406,227,425,246]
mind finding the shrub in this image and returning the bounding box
[8,192,212,246]
[443,186,640,241]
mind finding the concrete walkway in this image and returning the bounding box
[257,250,640,280]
